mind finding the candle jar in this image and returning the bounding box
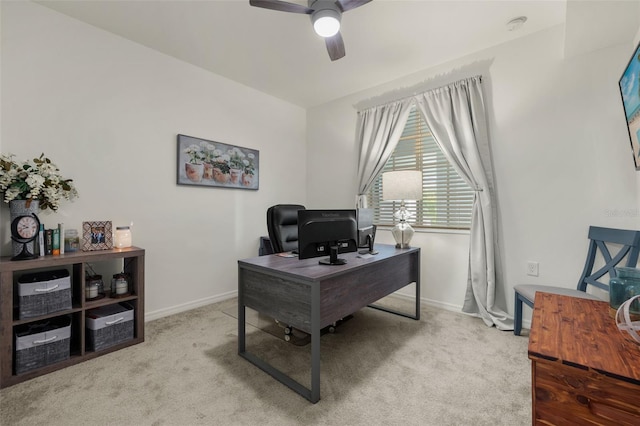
[114,226,132,249]
[609,266,640,320]
[111,273,130,297]
[86,275,104,299]
[85,280,100,300]
[64,229,80,253]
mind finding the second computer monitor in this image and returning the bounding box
[357,208,375,245]
[357,208,377,254]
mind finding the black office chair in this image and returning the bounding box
[266,204,306,253]
[514,226,640,335]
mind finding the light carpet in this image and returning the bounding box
[0,297,531,425]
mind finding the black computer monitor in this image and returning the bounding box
[297,209,358,265]
[357,208,378,255]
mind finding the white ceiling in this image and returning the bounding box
[36,0,640,108]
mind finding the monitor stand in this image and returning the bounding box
[319,245,346,265]
[358,234,378,255]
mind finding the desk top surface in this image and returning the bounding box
[528,292,640,382]
[238,243,419,281]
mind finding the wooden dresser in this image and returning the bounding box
[528,293,640,425]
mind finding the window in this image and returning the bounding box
[366,106,474,230]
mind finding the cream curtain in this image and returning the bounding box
[355,99,413,207]
[414,76,511,330]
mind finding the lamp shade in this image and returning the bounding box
[382,170,422,201]
[312,8,341,37]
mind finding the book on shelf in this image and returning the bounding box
[58,223,65,254]
[52,228,60,256]
[45,229,53,255]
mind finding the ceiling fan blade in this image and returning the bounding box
[249,0,313,14]
[325,32,346,61]
[336,0,372,12]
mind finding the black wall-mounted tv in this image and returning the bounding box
[618,41,640,170]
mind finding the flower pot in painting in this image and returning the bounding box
[229,168,242,184]
[185,163,204,182]
[203,163,214,180]
[213,167,230,184]
[242,172,254,187]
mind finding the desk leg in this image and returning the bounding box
[368,251,421,320]
[415,256,420,320]
[237,266,320,403]
[238,267,246,354]
[310,280,321,403]
[368,281,420,320]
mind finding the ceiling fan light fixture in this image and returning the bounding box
[312,9,341,37]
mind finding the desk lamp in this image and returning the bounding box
[382,170,422,249]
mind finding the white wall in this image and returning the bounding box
[1,2,307,319]
[307,25,640,322]
[5,1,640,326]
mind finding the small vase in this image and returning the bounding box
[229,168,242,184]
[185,163,204,182]
[9,199,40,257]
[610,266,640,320]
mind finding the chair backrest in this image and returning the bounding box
[266,204,306,253]
[577,226,640,292]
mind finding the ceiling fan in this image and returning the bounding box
[249,0,372,61]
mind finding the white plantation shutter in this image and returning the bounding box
[366,106,474,229]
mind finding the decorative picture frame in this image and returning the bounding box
[81,221,113,251]
[176,134,259,190]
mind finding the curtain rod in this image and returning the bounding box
[355,75,483,113]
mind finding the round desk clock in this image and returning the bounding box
[10,212,40,261]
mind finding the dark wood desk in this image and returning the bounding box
[528,293,640,425]
[237,244,420,403]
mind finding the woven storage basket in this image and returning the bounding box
[14,316,71,374]
[17,269,72,319]
[86,303,134,351]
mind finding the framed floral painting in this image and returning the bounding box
[176,134,259,190]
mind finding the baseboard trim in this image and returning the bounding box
[145,290,530,329]
[376,292,530,329]
[387,290,463,313]
[145,290,237,322]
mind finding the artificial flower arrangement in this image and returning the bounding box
[184,144,205,165]
[243,153,257,176]
[0,153,78,211]
[227,146,247,171]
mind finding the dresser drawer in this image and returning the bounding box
[533,360,640,425]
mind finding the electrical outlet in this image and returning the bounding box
[527,261,539,277]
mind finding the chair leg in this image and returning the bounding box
[514,292,523,336]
